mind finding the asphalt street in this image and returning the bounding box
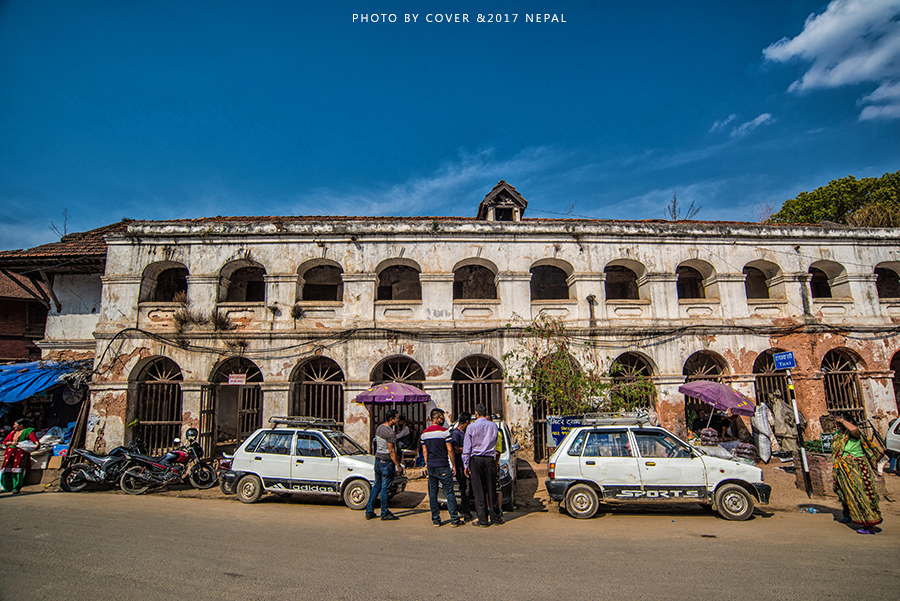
[2,478,898,601]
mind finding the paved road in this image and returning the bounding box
[2,485,898,601]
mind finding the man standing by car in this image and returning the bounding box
[451,412,473,520]
[421,408,463,527]
[463,404,503,527]
[366,409,404,521]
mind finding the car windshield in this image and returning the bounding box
[633,430,693,459]
[324,431,368,455]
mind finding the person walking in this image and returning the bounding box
[421,408,463,527]
[462,404,503,527]
[1,419,40,494]
[832,413,884,534]
[366,409,404,521]
[451,412,473,521]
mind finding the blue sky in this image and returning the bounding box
[1,0,899,251]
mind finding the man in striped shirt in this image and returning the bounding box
[421,407,463,527]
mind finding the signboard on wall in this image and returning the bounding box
[773,351,796,370]
[227,374,247,386]
[547,415,584,447]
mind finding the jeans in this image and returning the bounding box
[454,460,471,516]
[427,465,460,523]
[367,458,396,517]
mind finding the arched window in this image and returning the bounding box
[743,266,769,300]
[677,266,705,300]
[140,262,188,303]
[822,349,865,420]
[875,266,900,299]
[377,265,422,301]
[682,351,727,433]
[609,353,656,409]
[453,265,497,300]
[226,266,266,303]
[605,266,639,300]
[452,355,503,416]
[132,357,183,455]
[301,264,343,302]
[530,265,569,300]
[290,357,345,427]
[809,267,832,299]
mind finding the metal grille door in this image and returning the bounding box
[199,385,216,458]
[290,382,344,428]
[136,382,183,456]
[452,380,504,418]
[238,385,262,444]
[754,373,790,407]
[824,370,865,419]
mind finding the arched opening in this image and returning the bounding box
[682,351,727,434]
[809,267,832,299]
[452,355,504,417]
[367,356,427,453]
[200,358,263,456]
[752,350,790,407]
[605,266,639,300]
[530,265,569,300]
[300,262,343,302]
[132,357,183,455]
[140,262,188,303]
[377,265,422,301]
[225,266,266,303]
[609,352,656,409]
[822,349,865,420]
[453,265,497,300]
[743,266,769,300]
[677,266,705,300]
[875,266,900,299]
[531,352,580,462]
[290,357,345,427]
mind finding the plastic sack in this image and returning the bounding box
[16,440,38,453]
[751,404,774,463]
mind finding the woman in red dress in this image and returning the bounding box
[1,419,40,494]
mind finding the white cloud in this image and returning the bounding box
[710,114,737,132]
[763,0,900,119]
[731,113,775,138]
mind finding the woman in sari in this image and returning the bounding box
[832,413,884,534]
[1,419,40,494]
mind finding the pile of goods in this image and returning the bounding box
[700,428,719,446]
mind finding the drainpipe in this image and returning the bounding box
[586,294,596,329]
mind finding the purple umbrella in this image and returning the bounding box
[354,381,430,404]
[678,380,756,417]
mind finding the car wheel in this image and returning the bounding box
[236,474,263,504]
[715,484,755,521]
[343,479,371,510]
[565,484,599,519]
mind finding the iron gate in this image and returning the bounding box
[136,381,183,456]
[199,385,216,458]
[754,373,790,407]
[452,380,504,418]
[368,402,427,454]
[824,370,865,419]
[238,385,263,442]
[290,381,344,428]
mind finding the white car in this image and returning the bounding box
[546,415,770,521]
[886,417,900,459]
[221,416,407,509]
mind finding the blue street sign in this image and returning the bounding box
[773,351,796,370]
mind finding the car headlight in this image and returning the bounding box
[498,463,509,479]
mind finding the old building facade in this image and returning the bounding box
[3,183,899,458]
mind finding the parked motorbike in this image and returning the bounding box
[118,428,218,494]
[59,439,147,492]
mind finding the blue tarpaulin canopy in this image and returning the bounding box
[0,361,85,404]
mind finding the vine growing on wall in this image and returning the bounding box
[503,314,655,416]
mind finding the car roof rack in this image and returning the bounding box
[268,416,339,428]
[582,411,651,426]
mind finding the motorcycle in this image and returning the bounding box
[59,439,147,492]
[118,428,218,494]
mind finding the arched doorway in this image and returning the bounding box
[200,357,263,457]
[682,351,727,433]
[451,355,504,417]
[753,350,790,407]
[132,357,183,455]
[531,352,580,463]
[290,356,345,427]
[822,349,865,420]
[367,356,427,453]
[609,352,656,409]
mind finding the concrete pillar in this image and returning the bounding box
[185,275,220,315]
[98,275,142,332]
[710,273,749,319]
[779,273,813,318]
[264,274,300,327]
[642,273,678,320]
[420,273,454,322]
[839,273,879,317]
[342,272,376,327]
[497,271,532,322]
[568,272,607,323]
[261,382,291,423]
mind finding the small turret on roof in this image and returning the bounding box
[476,180,527,221]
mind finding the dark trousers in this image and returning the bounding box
[455,457,471,516]
[469,455,501,524]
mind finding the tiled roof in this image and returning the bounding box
[0,221,126,273]
[0,272,47,300]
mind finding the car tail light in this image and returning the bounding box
[218,458,232,470]
[548,462,555,479]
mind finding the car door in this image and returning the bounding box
[578,429,642,502]
[632,429,708,502]
[246,430,294,490]
[291,432,340,494]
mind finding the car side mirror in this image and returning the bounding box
[511,443,521,452]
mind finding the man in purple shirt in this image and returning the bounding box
[462,403,503,526]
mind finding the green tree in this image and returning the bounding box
[770,170,900,227]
